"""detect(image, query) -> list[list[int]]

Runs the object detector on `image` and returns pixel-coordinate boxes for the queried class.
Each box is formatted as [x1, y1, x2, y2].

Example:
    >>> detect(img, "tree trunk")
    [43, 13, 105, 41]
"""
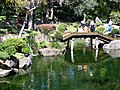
[28, 0, 34, 30]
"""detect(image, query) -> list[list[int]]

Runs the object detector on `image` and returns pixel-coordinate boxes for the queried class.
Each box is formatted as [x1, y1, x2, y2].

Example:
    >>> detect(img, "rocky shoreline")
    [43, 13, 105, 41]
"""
[0, 54, 32, 77]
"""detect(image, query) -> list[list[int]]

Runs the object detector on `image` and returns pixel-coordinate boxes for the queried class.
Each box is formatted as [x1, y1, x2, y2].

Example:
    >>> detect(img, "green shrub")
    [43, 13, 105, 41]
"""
[58, 23, 67, 32]
[24, 29, 32, 33]
[7, 28, 17, 34]
[95, 26, 105, 33]
[22, 47, 30, 54]
[110, 29, 120, 37]
[111, 29, 120, 35]
[0, 16, 6, 21]
[0, 51, 9, 60]
[26, 38, 38, 54]
[2, 38, 28, 55]
[4, 46, 16, 56]
[0, 28, 8, 34]
[0, 44, 3, 51]
[110, 11, 120, 25]
[38, 41, 47, 49]
[54, 30, 63, 41]
[73, 22, 79, 28]
[29, 31, 39, 37]
[51, 42, 62, 49]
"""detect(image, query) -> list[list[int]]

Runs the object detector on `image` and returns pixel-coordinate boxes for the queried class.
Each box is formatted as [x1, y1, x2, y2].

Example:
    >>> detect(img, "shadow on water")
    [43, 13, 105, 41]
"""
[1, 48, 120, 90]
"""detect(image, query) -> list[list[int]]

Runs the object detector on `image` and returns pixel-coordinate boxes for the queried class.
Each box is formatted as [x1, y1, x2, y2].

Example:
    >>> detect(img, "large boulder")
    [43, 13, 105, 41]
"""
[109, 49, 120, 58]
[4, 60, 15, 68]
[109, 40, 120, 50]
[19, 55, 32, 69]
[103, 40, 120, 50]
[39, 48, 60, 57]
[103, 40, 120, 58]
[0, 69, 14, 77]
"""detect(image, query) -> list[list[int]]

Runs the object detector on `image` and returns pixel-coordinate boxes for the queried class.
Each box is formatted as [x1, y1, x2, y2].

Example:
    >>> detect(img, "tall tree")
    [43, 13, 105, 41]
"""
[64, 0, 97, 16]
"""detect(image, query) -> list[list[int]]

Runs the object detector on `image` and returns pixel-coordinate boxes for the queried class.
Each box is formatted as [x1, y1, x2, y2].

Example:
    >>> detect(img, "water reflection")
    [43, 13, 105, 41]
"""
[95, 49, 98, 61]
[1, 49, 120, 90]
[69, 48, 100, 64]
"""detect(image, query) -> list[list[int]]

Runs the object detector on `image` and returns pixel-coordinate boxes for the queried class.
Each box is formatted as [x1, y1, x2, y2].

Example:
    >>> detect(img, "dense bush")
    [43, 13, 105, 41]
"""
[0, 16, 6, 21]
[58, 23, 67, 32]
[0, 51, 9, 60]
[73, 22, 79, 28]
[4, 46, 16, 56]
[38, 41, 47, 49]
[95, 26, 105, 33]
[22, 47, 30, 54]
[110, 11, 120, 25]
[1, 38, 28, 55]
[29, 31, 39, 37]
[54, 30, 63, 41]
[0, 28, 8, 34]
[26, 37, 38, 54]
[110, 29, 120, 37]
[51, 42, 62, 49]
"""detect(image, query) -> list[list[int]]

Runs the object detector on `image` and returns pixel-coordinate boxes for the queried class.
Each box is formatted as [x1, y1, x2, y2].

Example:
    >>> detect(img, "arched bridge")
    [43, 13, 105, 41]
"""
[62, 32, 115, 43]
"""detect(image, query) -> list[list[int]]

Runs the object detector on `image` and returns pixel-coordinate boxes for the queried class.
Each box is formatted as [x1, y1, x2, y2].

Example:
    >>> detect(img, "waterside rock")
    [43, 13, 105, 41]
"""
[103, 40, 120, 58]
[103, 40, 120, 50]
[0, 55, 32, 77]
[0, 69, 14, 77]
[19, 55, 32, 69]
[39, 48, 60, 57]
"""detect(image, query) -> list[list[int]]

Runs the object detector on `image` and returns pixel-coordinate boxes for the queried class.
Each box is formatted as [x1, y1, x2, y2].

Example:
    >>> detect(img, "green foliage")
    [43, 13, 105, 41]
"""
[4, 46, 16, 56]
[26, 37, 38, 54]
[95, 26, 105, 33]
[29, 31, 39, 37]
[0, 51, 9, 60]
[54, 30, 63, 41]
[73, 22, 79, 28]
[0, 28, 8, 34]
[0, 16, 6, 21]
[0, 0, 27, 15]
[110, 11, 120, 25]
[0, 44, 3, 51]
[2, 38, 28, 55]
[64, 0, 97, 16]
[38, 41, 47, 49]
[22, 47, 30, 54]
[67, 24, 77, 32]
[111, 29, 120, 35]
[51, 42, 62, 49]
[24, 29, 32, 33]
[58, 23, 67, 32]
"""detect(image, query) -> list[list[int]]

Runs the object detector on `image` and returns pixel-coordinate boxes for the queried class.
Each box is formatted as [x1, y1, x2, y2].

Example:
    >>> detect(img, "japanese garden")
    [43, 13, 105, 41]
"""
[0, 0, 120, 90]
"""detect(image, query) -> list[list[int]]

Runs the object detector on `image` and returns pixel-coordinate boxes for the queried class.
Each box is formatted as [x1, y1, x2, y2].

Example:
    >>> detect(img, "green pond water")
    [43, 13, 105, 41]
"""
[0, 48, 120, 90]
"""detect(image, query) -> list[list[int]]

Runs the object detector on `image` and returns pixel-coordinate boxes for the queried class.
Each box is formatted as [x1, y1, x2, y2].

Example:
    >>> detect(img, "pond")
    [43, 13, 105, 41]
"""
[0, 48, 120, 90]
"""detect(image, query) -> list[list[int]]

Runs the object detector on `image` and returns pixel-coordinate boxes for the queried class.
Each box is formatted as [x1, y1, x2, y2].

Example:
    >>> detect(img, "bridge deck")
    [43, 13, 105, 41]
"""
[62, 32, 115, 43]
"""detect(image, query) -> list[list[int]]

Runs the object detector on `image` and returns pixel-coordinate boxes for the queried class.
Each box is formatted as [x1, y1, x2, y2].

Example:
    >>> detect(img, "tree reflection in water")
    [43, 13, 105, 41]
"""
[1, 48, 120, 90]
